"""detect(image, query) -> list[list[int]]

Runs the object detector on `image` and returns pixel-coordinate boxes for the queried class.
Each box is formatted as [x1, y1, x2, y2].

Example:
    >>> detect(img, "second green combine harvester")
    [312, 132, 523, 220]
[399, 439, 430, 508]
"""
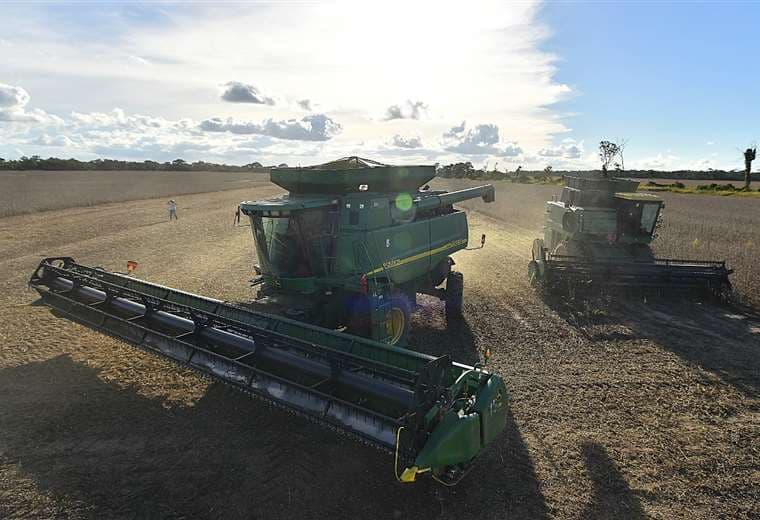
[241, 157, 495, 345]
[529, 174, 733, 298]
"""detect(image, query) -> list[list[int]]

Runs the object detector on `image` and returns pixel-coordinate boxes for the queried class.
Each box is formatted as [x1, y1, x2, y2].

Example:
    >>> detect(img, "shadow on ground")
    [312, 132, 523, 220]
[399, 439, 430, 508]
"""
[549, 296, 760, 397]
[580, 442, 646, 519]
[0, 354, 547, 520]
[411, 314, 480, 366]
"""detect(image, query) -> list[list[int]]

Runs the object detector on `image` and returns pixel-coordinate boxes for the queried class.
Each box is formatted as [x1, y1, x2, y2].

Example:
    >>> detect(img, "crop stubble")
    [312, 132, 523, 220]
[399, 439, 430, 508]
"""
[0, 177, 757, 519]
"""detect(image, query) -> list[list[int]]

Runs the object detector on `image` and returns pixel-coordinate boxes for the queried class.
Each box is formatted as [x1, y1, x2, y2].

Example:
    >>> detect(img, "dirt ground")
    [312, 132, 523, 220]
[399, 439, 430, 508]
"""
[0, 182, 757, 519]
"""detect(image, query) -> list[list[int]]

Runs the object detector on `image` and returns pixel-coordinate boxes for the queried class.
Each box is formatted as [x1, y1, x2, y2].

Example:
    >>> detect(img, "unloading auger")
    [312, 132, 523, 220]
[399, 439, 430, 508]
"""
[29, 257, 507, 485]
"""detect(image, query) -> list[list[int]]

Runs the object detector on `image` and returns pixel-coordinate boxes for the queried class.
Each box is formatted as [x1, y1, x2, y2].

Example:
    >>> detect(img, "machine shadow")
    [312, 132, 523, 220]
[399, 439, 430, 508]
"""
[410, 312, 481, 366]
[0, 354, 547, 520]
[547, 296, 760, 397]
[580, 442, 646, 519]
[234, 296, 482, 366]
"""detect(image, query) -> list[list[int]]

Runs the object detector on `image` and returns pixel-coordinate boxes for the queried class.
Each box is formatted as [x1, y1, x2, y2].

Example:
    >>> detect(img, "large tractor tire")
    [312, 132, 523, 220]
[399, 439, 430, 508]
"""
[386, 294, 411, 346]
[445, 271, 464, 322]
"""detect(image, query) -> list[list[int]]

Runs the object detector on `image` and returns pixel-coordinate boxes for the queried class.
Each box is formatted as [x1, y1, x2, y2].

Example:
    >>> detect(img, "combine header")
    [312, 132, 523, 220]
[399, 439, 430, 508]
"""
[529, 174, 732, 299]
[241, 157, 494, 345]
[30, 257, 507, 485]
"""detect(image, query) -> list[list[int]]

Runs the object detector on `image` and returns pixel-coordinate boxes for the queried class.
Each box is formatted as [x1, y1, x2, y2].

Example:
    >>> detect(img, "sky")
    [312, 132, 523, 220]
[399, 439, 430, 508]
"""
[0, 0, 758, 171]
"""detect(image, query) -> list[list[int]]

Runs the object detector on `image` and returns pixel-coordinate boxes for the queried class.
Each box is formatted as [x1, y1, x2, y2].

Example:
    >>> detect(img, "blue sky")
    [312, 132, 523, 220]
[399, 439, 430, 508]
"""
[541, 0, 760, 169]
[0, 0, 757, 170]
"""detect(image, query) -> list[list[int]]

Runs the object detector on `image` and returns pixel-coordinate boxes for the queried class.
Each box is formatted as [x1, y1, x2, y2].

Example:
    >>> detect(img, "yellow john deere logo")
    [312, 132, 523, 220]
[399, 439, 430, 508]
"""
[367, 239, 467, 276]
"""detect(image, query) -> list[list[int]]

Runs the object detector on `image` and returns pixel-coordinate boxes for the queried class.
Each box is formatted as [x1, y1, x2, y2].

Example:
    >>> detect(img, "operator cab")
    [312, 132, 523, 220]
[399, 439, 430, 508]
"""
[614, 193, 662, 239]
[241, 198, 337, 279]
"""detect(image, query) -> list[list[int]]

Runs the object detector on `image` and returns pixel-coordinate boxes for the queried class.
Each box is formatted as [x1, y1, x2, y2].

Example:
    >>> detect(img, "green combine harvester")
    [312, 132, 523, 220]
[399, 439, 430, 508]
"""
[529, 174, 733, 298]
[241, 157, 495, 345]
[27, 159, 504, 485]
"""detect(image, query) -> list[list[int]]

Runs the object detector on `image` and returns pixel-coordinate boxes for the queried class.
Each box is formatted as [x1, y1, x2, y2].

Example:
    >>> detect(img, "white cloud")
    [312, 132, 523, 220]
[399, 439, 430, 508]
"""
[200, 114, 341, 141]
[442, 121, 522, 156]
[706, 141, 715, 146]
[383, 100, 428, 121]
[389, 134, 423, 149]
[33, 133, 75, 147]
[537, 138, 583, 159]
[0, 82, 54, 123]
[220, 81, 276, 105]
[127, 55, 151, 66]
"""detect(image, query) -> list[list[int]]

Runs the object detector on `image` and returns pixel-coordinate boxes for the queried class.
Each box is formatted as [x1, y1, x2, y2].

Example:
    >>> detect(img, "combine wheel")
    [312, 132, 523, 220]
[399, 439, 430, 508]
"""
[445, 271, 464, 322]
[386, 295, 411, 345]
[528, 260, 542, 288]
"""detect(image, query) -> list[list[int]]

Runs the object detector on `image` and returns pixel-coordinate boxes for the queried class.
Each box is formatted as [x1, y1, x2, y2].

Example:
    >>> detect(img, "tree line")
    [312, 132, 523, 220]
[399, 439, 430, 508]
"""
[0, 154, 750, 182]
[0, 156, 275, 172]
[435, 161, 752, 182]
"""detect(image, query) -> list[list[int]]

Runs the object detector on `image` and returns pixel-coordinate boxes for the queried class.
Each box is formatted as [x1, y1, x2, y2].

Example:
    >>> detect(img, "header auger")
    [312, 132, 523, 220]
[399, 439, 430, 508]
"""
[241, 157, 494, 346]
[29, 257, 507, 485]
[529, 174, 733, 299]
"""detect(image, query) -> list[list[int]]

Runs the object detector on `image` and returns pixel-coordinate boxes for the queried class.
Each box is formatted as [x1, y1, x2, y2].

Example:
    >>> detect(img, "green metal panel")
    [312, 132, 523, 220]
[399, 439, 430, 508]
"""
[262, 275, 318, 294]
[339, 193, 393, 231]
[472, 375, 508, 446]
[413, 409, 482, 469]
[367, 219, 431, 284]
[429, 212, 468, 269]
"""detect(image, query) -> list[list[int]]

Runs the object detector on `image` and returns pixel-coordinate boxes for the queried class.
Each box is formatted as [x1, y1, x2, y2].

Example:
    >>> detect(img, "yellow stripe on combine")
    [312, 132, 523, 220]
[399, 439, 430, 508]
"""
[366, 238, 467, 276]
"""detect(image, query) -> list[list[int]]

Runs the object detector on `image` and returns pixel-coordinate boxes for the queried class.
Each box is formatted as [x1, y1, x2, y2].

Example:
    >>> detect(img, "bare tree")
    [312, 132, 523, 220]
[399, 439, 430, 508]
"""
[541, 165, 553, 182]
[599, 140, 627, 176]
[744, 146, 756, 190]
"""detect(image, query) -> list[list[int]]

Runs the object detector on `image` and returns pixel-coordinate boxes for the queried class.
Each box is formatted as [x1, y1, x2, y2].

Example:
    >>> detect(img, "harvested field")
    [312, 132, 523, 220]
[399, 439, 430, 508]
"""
[0, 181, 758, 519]
[0, 170, 269, 217]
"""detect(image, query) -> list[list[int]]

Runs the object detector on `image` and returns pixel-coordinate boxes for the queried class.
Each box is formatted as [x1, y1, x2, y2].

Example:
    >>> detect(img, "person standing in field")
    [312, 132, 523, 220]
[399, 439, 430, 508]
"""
[167, 199, 178, 220]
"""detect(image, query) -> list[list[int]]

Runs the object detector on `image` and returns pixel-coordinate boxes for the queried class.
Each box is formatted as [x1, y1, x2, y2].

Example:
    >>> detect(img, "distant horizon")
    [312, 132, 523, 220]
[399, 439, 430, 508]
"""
[0, 153, 753, 175]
